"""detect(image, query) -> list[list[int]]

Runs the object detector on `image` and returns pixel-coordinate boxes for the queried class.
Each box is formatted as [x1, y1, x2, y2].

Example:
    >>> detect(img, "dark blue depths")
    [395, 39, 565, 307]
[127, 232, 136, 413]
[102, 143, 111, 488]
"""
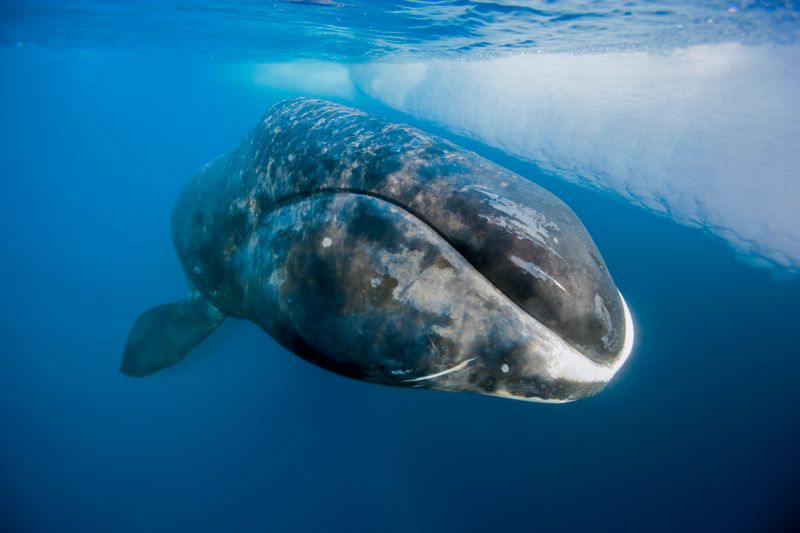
[1, 49, 798, 533]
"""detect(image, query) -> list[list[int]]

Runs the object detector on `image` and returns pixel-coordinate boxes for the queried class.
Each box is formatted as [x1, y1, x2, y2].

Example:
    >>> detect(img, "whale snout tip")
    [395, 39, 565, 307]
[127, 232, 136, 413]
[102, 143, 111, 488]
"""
[614, 290, 635, 375]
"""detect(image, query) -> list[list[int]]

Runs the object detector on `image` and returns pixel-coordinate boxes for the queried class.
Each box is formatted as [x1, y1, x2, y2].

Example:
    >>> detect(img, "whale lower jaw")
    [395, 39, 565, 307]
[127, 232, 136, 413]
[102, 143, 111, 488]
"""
[221, 188, 632, 405]
[488, 292, 635, 404]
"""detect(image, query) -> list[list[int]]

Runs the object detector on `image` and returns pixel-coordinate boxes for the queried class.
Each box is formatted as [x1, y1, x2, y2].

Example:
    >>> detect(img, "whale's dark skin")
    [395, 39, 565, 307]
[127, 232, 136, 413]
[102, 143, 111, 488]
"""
[122, 98, 634, 403]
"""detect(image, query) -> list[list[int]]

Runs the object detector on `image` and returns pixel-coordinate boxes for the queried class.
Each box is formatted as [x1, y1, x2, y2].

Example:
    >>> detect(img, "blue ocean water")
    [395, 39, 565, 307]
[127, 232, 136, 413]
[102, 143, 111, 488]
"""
[1, 2, 799, 532]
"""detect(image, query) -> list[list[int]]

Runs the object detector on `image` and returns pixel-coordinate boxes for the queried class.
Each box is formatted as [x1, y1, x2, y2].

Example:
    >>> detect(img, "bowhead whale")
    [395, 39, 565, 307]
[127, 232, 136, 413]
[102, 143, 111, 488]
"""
[122, 97, 634, 403]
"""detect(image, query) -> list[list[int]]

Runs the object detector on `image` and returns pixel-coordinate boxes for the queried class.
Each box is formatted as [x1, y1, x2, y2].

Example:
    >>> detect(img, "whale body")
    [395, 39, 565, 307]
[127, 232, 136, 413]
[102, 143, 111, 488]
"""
[122, 97, 634, 403]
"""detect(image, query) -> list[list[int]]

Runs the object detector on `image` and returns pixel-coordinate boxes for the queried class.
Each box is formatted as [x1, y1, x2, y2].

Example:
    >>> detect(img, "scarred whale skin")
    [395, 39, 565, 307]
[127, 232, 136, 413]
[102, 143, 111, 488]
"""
[122, 97, 634, 403]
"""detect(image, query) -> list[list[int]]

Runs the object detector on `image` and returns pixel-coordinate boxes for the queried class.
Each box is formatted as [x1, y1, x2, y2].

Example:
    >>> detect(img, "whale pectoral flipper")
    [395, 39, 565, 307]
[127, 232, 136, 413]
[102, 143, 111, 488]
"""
[121, 292, 225, 377]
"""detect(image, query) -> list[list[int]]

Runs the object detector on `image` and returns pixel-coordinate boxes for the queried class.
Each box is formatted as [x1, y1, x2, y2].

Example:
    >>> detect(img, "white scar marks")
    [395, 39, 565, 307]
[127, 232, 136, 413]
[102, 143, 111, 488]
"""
[402, 358, 476, 383]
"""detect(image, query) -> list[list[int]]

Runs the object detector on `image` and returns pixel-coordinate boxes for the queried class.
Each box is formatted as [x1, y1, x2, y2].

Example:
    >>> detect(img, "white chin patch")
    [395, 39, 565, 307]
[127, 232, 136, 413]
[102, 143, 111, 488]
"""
[492, 291, 635, 403]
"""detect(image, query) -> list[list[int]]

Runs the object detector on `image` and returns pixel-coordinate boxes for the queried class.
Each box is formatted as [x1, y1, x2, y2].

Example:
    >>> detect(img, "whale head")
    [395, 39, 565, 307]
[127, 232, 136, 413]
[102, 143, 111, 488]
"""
[223, 184, 634, 403]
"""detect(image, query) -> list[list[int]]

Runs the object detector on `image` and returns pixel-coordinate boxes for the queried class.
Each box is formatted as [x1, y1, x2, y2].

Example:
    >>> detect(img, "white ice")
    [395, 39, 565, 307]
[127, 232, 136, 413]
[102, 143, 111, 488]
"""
[253, 60, 355, 99]
[349, 44, 800, 274]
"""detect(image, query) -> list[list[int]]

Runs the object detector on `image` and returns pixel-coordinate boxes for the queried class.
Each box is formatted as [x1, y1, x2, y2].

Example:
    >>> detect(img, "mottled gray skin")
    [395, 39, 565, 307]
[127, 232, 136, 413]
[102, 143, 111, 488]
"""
[123, 97, 632, 402]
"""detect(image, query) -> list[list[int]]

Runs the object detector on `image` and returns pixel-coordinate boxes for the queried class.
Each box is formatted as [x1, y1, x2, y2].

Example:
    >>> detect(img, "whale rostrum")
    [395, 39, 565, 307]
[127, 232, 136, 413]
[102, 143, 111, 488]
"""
[122, 98, 634, 403]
